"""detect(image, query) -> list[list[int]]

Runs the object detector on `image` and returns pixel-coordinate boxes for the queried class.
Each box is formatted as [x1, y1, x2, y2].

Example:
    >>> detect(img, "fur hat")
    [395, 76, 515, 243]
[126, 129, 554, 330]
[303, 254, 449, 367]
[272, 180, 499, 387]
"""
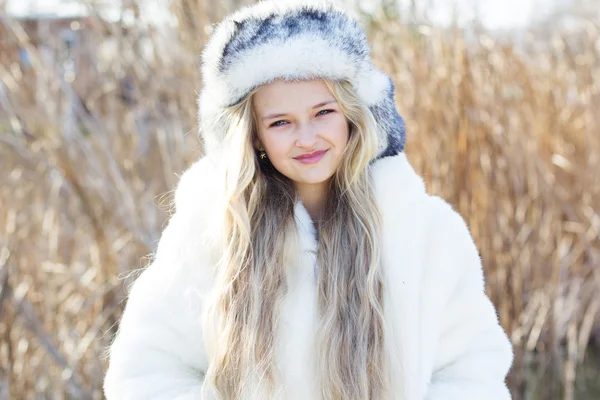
[198, 0, 405, 159]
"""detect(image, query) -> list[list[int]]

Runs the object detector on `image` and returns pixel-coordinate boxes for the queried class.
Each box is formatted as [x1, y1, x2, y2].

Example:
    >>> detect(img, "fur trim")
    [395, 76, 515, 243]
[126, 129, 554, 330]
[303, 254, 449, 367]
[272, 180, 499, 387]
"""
[198, 0, 406, 159]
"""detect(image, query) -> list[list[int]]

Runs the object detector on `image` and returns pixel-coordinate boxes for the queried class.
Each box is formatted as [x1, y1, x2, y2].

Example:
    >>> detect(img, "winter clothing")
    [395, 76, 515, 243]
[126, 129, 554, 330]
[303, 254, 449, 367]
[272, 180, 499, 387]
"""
[104, 153, 513, 399]
[104, 1, 513, 399]
[198, 0, 405, 159]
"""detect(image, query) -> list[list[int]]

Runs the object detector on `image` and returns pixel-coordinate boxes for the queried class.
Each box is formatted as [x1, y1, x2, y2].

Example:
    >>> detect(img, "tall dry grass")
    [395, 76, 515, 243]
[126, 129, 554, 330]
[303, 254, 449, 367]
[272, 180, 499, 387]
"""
[0, 1, 598, 399]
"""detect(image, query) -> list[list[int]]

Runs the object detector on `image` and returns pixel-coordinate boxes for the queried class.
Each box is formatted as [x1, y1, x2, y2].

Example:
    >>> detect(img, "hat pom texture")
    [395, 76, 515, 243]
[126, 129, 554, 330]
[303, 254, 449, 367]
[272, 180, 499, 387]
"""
[198, 0, 405, 159]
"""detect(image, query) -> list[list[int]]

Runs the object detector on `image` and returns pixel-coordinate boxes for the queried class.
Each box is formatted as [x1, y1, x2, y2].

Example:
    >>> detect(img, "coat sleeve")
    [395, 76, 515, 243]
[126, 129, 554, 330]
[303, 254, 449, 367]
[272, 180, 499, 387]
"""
[422, 197, 513, 400]
[103, 161, 216, 400]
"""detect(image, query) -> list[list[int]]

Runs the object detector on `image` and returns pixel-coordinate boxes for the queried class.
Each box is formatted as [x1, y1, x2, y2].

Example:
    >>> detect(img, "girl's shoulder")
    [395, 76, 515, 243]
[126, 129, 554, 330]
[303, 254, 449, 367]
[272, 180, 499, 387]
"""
[173, 154, 224, 217]
[372, 153, 473, 240]
[373, 155, 481, 286]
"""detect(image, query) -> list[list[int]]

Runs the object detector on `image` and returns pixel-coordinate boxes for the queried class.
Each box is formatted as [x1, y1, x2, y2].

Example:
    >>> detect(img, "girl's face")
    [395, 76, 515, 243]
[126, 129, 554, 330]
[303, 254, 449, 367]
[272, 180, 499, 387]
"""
[253, 79, 350, 188]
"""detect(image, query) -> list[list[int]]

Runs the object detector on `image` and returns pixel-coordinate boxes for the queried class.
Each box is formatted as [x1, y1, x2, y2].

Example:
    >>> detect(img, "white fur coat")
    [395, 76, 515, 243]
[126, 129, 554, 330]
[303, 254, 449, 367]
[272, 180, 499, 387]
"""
[103, 153, 513, 399]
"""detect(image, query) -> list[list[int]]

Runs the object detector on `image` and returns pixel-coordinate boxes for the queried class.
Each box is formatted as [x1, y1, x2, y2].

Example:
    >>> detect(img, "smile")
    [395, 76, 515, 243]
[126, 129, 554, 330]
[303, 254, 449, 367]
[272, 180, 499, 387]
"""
[294, 150, 328, 164]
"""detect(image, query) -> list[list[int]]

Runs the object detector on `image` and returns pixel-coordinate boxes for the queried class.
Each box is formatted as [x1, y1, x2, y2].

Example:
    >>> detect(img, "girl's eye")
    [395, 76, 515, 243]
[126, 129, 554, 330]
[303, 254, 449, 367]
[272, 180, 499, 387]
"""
[317, 109, 334, 116]
[269, 110, 334, 127]
[270, 120, 288, 128]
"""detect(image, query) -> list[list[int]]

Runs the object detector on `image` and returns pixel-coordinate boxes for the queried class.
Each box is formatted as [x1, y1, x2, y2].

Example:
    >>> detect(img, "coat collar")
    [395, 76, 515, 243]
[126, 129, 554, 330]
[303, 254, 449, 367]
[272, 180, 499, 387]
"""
[292, 153, 426, 254]
[174, 153, 426, 257]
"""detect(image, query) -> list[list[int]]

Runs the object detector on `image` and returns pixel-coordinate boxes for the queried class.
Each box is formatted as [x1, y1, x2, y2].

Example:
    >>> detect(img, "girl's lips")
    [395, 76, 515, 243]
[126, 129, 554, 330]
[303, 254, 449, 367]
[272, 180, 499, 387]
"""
[294, 150, 328, 164]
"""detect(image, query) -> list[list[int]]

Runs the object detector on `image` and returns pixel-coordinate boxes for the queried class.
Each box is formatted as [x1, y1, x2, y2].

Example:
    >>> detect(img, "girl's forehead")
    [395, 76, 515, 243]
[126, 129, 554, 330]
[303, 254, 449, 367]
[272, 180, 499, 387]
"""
[253, 79, 334, 111]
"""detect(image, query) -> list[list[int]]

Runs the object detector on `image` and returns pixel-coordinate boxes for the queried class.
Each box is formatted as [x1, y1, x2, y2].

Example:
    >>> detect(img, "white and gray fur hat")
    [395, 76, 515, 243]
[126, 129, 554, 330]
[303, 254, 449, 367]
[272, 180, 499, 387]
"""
[198, 0, 405, 160]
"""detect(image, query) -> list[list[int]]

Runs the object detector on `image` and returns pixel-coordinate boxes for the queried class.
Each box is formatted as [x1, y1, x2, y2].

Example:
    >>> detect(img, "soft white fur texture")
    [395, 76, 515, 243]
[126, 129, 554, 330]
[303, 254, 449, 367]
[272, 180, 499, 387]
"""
[103, 153, 514, 399]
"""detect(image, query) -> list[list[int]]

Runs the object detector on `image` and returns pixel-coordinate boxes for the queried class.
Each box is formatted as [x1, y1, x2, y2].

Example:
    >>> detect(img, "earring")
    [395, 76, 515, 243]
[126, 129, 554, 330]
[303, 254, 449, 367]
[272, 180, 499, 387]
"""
[260, 151, 267, 159]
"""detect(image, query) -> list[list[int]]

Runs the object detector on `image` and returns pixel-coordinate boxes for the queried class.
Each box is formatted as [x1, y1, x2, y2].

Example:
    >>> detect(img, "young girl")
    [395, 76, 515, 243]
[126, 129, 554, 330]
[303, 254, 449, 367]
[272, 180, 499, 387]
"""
[103, 1, 513, 399]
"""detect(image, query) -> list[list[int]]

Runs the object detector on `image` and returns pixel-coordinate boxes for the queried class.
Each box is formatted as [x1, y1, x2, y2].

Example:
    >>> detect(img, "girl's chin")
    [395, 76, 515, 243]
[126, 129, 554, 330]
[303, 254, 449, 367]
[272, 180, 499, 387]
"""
[292, 171, 336, 185]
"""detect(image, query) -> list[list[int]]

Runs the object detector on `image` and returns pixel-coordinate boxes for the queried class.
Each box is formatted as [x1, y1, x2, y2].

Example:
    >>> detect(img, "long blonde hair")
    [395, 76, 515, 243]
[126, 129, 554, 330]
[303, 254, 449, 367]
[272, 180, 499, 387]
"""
[202, 79, 389, 399]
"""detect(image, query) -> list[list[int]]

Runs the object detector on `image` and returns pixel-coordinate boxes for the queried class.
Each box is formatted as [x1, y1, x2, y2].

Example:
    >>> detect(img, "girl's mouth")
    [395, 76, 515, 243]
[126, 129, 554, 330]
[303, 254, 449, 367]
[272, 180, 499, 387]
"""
[294, 150, 328, 164]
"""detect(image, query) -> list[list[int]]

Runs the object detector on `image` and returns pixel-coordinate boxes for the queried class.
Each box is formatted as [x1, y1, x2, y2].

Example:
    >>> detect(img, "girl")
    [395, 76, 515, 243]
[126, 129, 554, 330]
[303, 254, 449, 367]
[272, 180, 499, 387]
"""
[104, 1, 513, 399]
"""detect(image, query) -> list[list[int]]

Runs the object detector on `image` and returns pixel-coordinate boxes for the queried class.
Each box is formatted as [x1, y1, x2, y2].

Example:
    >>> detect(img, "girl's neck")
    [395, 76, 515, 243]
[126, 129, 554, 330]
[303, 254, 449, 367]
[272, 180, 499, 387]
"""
[295, 181, 329, 229]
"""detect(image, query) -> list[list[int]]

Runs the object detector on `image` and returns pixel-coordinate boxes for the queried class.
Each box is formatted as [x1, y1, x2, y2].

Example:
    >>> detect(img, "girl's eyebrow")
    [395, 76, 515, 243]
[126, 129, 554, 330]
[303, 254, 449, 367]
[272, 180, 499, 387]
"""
[312, 99, 337, 109]
[261, 99, 338, 121]
[262, 112, 287, 122]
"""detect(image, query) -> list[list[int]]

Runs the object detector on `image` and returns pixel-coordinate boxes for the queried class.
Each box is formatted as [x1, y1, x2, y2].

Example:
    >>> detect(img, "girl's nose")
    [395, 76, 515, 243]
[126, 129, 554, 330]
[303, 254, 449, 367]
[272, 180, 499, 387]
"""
[295, 122, 319, 148]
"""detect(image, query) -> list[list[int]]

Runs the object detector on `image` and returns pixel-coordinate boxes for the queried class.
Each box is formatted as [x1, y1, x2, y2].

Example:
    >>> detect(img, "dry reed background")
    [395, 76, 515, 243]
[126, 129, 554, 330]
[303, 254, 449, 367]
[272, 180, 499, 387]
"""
[0, 0, 598, 399]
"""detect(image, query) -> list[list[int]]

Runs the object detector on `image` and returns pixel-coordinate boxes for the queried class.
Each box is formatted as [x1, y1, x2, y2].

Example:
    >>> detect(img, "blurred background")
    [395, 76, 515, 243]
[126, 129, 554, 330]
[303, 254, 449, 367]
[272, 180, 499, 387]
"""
[0, 0, 598, 398]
